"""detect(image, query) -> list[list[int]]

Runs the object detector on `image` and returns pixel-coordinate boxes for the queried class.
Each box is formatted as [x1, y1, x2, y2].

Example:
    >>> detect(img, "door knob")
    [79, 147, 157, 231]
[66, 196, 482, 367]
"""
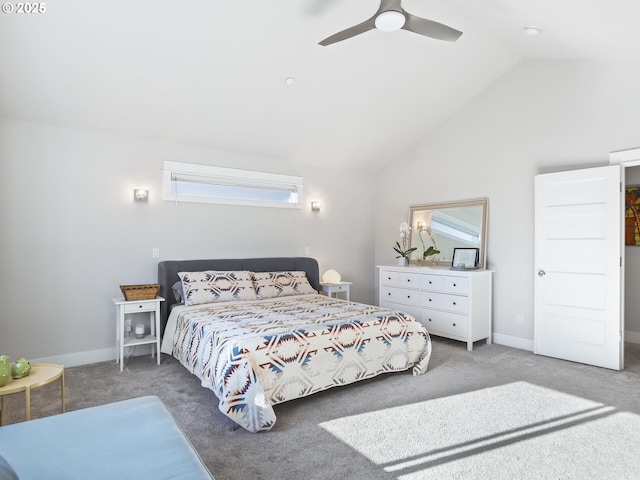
[538, 270, 546, 277]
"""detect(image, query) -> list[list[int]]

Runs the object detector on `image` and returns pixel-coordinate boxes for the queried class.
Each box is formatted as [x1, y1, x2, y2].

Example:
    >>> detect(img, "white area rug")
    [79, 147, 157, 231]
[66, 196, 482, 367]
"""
[320, 381, 640, 479]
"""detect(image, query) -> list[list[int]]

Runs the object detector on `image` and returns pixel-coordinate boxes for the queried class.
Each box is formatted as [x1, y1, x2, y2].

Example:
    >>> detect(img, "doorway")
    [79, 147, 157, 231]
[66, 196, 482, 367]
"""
[624, 165, 640, 347]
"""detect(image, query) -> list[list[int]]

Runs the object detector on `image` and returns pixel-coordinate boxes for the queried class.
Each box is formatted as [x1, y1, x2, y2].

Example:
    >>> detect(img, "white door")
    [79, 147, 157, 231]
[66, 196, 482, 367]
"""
[534, 165, 624, 370]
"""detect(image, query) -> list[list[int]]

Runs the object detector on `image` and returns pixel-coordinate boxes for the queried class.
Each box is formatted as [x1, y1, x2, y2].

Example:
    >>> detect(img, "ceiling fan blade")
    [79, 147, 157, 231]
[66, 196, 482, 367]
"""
[319, 17, 376, 46]
[380, 0, 402, 11]
[402, 13, 462, 42]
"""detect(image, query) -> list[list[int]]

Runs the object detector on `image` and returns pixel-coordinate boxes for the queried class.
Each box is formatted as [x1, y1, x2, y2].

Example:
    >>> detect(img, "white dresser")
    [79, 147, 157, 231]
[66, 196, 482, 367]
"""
[378, 266, 493, 351]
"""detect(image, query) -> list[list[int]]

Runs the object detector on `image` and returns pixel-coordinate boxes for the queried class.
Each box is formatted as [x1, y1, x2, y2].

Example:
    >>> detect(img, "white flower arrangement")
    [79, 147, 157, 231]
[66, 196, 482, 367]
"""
[393, 222, 417, 259]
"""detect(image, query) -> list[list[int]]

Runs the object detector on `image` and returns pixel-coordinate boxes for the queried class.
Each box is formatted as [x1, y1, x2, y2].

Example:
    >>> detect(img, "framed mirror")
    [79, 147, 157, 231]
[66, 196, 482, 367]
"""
[409, 198, 488, 269]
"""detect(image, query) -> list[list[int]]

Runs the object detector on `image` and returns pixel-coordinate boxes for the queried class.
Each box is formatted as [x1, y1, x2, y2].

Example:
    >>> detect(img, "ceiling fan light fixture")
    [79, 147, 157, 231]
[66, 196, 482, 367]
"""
[375, 10, 405, 32]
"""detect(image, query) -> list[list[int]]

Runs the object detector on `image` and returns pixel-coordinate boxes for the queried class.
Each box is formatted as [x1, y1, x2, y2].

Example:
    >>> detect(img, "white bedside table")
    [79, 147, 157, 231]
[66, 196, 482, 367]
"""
[112, 296, 164, 372]
[320, 282, 352, 301]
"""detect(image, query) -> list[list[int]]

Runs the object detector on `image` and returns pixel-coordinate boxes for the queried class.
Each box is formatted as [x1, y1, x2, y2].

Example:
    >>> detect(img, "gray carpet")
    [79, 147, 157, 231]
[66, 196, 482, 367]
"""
[3, 338, 640, 479]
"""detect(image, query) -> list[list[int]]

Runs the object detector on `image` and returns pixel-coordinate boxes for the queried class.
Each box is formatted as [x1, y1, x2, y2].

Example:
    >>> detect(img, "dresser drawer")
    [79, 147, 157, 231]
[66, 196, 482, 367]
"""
[421, 274, 444, 291]
[380, 270, 400, 286]
[331, 284, 348, 292]
[421, 310, 468, 337]
[421, 292, 468, 314]
[400, 272, 422, 288]
[123, 302, 156, 313]
[443, 276, 469, 295]
[380, 301, 422, 321]
[381, 286, 421, 306]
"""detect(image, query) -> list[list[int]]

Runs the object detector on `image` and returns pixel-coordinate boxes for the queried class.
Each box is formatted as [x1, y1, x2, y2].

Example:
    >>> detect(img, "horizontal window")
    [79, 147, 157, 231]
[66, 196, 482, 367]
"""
[163, 161, 303, 208]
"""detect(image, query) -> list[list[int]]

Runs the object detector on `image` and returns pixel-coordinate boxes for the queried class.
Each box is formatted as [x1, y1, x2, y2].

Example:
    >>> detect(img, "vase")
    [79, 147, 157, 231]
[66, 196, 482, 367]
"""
[0, 356, 10, 387]
[11, 357, 31, 379]
[398, 257, 408, 266]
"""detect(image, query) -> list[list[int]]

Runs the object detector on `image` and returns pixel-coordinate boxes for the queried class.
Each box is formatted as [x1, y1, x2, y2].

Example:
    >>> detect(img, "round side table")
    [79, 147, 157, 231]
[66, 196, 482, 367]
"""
[0, 363, 65, 426]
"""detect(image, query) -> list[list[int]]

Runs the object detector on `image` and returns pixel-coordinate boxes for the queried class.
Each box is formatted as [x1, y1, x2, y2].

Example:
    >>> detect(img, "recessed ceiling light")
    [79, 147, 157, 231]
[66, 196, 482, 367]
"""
[285, 77, 295, 85]
[524, 26, 542, 36]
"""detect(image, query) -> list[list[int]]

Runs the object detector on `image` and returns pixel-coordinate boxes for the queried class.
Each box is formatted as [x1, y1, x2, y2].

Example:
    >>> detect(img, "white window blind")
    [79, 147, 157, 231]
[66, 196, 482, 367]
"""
[162, 161, 303, 208]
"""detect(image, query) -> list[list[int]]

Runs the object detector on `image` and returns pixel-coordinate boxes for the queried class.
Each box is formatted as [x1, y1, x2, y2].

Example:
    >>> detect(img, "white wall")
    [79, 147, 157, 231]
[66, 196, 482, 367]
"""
[0, 119, 375, 365]
[374, 59, 640, 347]
[4, 58, 640, 365]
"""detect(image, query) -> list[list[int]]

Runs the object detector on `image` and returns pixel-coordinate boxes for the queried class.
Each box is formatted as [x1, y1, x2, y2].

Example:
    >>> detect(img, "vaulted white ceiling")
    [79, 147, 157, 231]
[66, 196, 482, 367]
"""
[1, 0, 638, 170]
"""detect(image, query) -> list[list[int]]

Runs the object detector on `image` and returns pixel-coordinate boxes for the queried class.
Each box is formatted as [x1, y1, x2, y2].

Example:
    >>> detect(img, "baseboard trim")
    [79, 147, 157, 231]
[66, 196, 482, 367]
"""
[492, 333, 534, 352]
[492, 331, 640, 353]
[31, 345, 154, 368]
[625, 330, 640, 344]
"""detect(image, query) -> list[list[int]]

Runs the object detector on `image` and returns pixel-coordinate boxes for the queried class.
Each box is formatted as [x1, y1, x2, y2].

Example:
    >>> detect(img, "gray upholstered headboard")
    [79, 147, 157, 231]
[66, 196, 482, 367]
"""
[157, 257, 320, 334]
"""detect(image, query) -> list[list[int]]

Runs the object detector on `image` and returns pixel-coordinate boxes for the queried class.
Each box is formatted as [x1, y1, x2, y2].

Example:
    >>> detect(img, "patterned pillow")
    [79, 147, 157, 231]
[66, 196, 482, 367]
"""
[252, 271, 317, 299]
[178, 271, 257, 306]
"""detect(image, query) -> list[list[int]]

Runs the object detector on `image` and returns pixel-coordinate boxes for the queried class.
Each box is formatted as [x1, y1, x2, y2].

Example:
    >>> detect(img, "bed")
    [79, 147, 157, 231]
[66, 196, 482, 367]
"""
[158, 257, 431, 433]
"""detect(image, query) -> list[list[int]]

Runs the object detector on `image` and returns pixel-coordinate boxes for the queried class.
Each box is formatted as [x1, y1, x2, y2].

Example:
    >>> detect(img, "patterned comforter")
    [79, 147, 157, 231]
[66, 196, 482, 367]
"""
[161, 294, 431, 432]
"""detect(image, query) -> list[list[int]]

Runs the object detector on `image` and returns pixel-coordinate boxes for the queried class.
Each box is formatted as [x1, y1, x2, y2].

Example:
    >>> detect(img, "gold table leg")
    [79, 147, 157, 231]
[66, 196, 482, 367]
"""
[25, 386, 31, 421]
[61, 369, 65, 413]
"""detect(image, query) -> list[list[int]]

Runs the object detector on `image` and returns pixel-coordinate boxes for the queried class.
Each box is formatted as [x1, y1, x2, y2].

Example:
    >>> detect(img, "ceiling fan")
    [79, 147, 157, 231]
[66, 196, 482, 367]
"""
[319, 0, 462, 46]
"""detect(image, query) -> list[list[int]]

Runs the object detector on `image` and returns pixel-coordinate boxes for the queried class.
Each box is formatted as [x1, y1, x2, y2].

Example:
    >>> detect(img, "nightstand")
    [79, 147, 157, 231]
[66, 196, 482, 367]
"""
[112, 296, 164, 372]
[320, 282, 352, 301]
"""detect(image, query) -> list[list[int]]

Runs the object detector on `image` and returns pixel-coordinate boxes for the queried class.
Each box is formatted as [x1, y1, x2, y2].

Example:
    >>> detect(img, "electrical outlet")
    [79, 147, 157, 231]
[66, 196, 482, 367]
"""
[516, 314, 524, 325]
[304, 246, 310, 256]
[152, 248, 160, 259]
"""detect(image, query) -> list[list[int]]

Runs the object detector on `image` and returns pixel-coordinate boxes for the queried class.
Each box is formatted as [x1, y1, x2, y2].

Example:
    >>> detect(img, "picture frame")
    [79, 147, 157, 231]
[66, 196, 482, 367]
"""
[625, 186, 640, 245]
[451, 248, 480, 269]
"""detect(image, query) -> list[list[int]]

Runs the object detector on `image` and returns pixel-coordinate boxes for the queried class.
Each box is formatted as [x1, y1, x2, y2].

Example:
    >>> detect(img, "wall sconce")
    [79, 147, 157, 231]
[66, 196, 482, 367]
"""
[417, 221, 424, 230]
[311, 201, 322, 212]
[134, 189, 149, 202]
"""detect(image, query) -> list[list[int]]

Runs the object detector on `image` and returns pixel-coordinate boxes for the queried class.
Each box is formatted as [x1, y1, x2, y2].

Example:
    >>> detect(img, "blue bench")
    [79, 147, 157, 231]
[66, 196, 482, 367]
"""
[0, 396, 214, 479]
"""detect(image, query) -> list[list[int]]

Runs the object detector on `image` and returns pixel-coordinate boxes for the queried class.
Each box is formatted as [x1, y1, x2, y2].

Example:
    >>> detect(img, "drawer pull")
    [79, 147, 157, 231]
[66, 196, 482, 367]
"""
[407, 279, 411, 282]
[428, 318, 432, 322]
[453, 323, 456, 327]
[428, 298, 432, 302]
[139, 305, 143, 309]
[388, 292, 391, 296]
[387, 277, 391, 280]
[407, 295, 411, 299]
[453, 283, 457, 287]
[453, 302, 456, 306]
